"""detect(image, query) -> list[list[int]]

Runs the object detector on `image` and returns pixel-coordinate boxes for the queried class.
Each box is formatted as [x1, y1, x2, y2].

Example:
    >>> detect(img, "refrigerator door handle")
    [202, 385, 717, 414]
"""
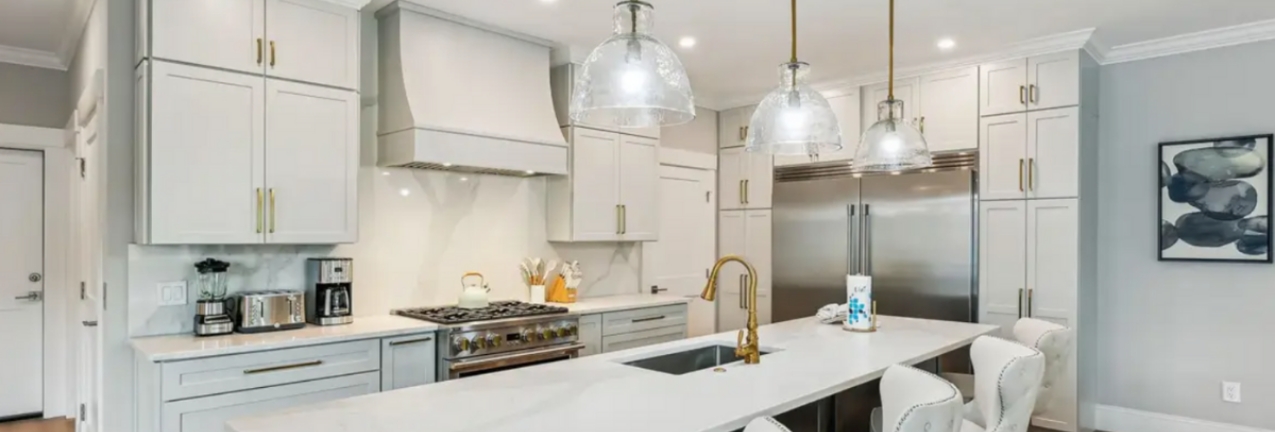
[848, 204, 858, 275]
[863, 204, 872, 276]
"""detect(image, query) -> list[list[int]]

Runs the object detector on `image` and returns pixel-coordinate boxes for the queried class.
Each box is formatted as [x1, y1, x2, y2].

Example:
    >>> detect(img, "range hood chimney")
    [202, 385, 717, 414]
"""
[376, 2, 568, 176]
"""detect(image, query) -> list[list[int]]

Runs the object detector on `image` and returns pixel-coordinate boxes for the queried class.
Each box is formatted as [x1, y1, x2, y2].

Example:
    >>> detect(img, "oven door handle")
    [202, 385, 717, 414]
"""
[448, 343, 586, 373]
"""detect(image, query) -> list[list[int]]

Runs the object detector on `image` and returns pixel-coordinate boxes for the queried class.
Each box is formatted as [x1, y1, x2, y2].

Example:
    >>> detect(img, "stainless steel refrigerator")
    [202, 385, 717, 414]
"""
[772, 169, 977, 325]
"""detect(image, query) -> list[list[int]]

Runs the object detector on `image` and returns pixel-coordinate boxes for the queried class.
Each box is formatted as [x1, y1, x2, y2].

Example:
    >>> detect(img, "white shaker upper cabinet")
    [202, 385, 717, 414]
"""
[618, 135, 659, 241]
[862, 78, 920, 131]
[979, 59, 1029, 117]
[150, 0, 265, 75]
[718, 106, 755, 149]
[1027, 107, 1080, 199]
[264, 0, 359, 89]
[1027, 51, 1080, 112]
[979, 114, 1028, 201]
[774, 91, 861, 166]
[264, 79, 359, 244]
[146, 61, 266, 244]
[561, 128, 621, 241]
[978, 200, 1027, 336]
[919, 67, 979, 153]
[719, 147, 745, 210]
[745, 151, 774, 209]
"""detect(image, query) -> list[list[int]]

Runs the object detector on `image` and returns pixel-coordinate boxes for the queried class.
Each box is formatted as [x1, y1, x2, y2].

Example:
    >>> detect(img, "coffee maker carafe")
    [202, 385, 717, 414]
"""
[305, 258, 354, 325]
[193, 258, 234, 336]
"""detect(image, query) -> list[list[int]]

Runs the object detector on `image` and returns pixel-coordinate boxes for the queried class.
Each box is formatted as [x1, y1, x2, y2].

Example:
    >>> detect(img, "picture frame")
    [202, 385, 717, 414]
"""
[1158, 134, 1273, 263]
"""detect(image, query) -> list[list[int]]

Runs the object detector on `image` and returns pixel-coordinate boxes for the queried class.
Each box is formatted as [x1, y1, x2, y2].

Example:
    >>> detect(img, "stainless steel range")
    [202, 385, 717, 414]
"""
[394, 301, 582, 381]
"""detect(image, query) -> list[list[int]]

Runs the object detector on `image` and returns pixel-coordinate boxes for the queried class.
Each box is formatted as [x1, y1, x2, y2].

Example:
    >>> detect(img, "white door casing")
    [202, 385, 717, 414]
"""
[0, 148, 44, 419]
[264, 80, 358, 244]
[642, 165, 716, 336]
[74, 96, 105, 432]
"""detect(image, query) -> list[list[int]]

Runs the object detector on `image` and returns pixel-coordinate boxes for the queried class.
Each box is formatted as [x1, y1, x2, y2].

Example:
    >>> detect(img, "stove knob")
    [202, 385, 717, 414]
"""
[452, 336, 470, 352]
[472, 335, 487, 350]
[521, 329, 537, 342]
[566, 324, 579, 336]
[541, 328, 554, 340]
[486, 333, 502, 347]
[555, 327, 567, 338]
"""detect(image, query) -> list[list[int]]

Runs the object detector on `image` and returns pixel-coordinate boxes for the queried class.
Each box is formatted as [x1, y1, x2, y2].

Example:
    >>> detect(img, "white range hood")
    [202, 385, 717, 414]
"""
[376, 2, 568, 176]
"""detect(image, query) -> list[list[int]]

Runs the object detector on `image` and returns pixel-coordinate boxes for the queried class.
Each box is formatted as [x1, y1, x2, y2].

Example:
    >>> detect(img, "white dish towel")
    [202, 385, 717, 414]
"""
[816, 303, 849, 324]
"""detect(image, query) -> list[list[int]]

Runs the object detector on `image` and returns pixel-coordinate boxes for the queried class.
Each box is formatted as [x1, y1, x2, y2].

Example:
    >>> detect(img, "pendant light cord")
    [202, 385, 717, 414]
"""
[790, 0, 798, 64]
[630, 1, 639, 35]
[888, 0, 895, 100]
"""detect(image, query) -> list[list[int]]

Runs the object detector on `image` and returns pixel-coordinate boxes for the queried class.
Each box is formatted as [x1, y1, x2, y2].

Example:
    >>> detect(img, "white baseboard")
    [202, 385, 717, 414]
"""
[1095, 405, 1272, 432]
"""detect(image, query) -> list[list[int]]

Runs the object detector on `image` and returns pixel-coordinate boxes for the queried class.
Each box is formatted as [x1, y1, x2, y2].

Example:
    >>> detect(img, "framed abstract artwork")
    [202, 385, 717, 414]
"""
[1159, 134, 1273, 263]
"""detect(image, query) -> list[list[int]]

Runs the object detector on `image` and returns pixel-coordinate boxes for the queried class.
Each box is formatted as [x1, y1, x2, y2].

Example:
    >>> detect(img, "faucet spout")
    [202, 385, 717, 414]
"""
[702, 255, 761, 364]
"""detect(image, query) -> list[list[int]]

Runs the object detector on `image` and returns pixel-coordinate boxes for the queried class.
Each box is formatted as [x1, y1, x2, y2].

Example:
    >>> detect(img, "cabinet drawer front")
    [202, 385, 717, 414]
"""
[380, 333, 437, 391]
[601, 326, 687, 353]
[161, 340, 379, 401]
[162, 371, 378, 432]
[601, 304, 688, 336]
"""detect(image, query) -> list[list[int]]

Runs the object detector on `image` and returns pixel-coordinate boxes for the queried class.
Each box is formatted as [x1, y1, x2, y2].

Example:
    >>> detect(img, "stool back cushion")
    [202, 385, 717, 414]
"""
[971, 336, 1045, 432]
[1013, 318, 1073, 415]
[881, 365, 964, 432]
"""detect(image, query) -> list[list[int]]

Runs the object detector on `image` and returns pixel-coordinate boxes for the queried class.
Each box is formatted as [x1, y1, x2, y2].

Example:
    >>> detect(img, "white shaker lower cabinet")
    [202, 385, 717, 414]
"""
[717, 209, 772, 332]
[577, 314, 603, 356]
[380, 333, 438, 391]
[160, 372, 379, 432]
[978, 200, 1028, 335]
[717, 291, 772, 333]
[978, 198, 1079, 332]
[601, 326, 686, 353]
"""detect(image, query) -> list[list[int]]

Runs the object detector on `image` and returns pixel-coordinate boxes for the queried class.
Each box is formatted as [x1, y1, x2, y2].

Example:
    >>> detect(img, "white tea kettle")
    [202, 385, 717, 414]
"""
[458, 272, 490, 309]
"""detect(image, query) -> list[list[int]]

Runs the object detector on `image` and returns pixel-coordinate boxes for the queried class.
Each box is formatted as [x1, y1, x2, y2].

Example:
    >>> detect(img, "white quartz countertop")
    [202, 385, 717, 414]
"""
[130, 316, 439, 362]
[227, 316, 997, 432]
[554, 293, 691, 314]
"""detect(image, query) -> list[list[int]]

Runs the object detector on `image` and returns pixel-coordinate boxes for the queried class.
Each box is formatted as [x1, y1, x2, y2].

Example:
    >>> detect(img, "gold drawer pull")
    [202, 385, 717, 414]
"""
[389, 337, 434, 346]
[243, 360, 323, 375]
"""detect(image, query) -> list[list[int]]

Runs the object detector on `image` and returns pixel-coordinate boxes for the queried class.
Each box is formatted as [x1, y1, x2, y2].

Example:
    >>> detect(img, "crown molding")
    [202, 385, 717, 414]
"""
[1101, 18, 1275, 65]
[714, 28, 1097, 110]
[319, 0, 373, 9]
[56, 0, 97, 70]
[0, 45, 65, 70]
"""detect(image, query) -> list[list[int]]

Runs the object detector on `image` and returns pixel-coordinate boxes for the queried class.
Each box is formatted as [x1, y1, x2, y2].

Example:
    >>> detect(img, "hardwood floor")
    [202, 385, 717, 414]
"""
[0, 418, 72, 432]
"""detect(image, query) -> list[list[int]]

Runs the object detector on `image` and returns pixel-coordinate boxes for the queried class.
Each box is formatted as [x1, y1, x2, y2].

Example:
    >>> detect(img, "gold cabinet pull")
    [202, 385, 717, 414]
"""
[620, 205, 627, 234]
[743, 179, 750, 205]
[244, 360, 323, 375]
[269, 188, 277, 233]
[1019, 85, 1027, 104]
[1018, 159, 1024, 192]
[269, 41, 276, 67]
[256, 188, 264, 233]
[616, 205, 622, 234]
[1027, 288, 1034, 317]
[256, 38, 263, 65]
[1018, 288, 1024, 318]
[739, 180, 745, 205]
[1030, 84, 1038, 104]
[1028, 158, 1035, 191]
[919, 116, 926, 134]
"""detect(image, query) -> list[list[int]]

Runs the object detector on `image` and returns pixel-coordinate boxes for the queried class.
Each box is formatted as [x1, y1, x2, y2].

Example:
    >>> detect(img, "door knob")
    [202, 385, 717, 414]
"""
[650, 285, 668, 294]
[14, 291, 43, 302]
[82, 320, 98, 327]
[29, 272, 42, 282]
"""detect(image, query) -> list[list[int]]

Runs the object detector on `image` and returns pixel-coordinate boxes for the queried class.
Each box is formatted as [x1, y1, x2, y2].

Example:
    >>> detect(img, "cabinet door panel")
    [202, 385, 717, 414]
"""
[571, 129, 621, 240]
[862, 78, 919, 131]
[381, 334, 437, 391]
[1027, 108, 1079, 199]
[601, 326, 686, 353]
[577, 314, 602, 356]
[718, 291, 770, 332]
[719, 148, 745, 210]
[161, 372, 378, 432]
[920, 67, 979, 152]
[264, 80, 358, 244]
[619, 135, 659, 240]
[979, 114, 1028, 201]
[745, 210, 772, 294]
[717, 211, 747, 295]
[718, 106, 754, 149]
[980, 59, 1028, 116]
[265, 0, 358, 89]
[151, 0, 264, 74]
[1028, 52, 1079, 111]
[149, 61, 265, 244]
[745, 152, 774, 209]
[978, 201, 1026, 337]
[1026, 199, 1076, 323]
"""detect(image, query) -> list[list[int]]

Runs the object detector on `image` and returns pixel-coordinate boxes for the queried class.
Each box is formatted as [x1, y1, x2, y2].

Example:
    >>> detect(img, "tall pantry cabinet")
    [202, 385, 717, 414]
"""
[976, 50, 1099, 432]
[716, 105, 773, 332]
[135, 0, 365, 245]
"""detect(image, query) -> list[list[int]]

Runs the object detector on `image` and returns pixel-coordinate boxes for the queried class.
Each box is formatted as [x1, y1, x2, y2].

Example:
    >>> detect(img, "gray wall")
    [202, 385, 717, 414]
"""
[0, 63, 70, 128]
[661, 106, 718, 154]
[1098, 40, 1275, 429]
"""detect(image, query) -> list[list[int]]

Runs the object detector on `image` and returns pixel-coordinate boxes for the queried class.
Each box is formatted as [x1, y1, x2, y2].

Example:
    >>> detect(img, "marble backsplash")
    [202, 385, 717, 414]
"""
[128, 169, 643, 337]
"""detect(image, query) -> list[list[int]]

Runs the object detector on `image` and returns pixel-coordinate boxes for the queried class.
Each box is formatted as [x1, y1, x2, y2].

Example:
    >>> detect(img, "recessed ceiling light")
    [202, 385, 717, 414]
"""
[539, 0, 556, 3]
[937, 38, 956, 51]
[678, 37, 696, 49]
[399, 188, 411, 197]
[524, 170, 536, 175]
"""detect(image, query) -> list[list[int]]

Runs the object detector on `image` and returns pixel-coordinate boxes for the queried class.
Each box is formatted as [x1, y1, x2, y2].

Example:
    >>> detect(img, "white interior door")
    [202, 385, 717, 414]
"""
[0, 148, 44, 419]
[642, 165, 716, 336]
[75, 112, 103, 432]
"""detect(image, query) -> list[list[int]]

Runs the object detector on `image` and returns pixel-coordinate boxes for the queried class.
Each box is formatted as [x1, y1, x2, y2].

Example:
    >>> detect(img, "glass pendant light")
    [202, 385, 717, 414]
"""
[570, 1, 695, 128]
[854, 0, 932, 172]
[746, 0, 841, 156]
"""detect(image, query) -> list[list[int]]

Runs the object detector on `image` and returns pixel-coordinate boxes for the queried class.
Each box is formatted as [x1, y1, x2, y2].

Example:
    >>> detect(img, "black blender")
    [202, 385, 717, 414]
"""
[193, 258, 234, 336]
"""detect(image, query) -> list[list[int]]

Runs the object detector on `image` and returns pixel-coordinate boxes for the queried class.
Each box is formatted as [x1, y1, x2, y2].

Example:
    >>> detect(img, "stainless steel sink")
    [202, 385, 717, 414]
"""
[621, 345, 771, 375]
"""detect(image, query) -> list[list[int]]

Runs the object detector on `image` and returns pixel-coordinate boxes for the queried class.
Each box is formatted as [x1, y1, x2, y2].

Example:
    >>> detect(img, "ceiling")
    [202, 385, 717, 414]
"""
[379, 0, 1275, 108]
[0, 0, 89, 70]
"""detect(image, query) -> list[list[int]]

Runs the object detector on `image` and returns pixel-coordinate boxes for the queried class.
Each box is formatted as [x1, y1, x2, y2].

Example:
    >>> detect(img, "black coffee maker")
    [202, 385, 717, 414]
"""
[305, 258, 353, 325]
[193, 258, 234, 336]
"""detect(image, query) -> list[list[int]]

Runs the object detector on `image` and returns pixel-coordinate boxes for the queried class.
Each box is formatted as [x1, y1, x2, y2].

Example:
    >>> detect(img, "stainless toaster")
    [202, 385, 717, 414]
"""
[232, 291, 307, 333]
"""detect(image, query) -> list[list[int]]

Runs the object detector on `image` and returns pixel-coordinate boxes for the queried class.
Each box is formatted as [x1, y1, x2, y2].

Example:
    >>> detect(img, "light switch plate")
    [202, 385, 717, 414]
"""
[158, 281, 188, 306]
[1222, 381, 1241, 403]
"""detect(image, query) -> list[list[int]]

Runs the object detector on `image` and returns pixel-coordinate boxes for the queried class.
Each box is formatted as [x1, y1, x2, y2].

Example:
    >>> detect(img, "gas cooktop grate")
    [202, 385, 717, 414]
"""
[394, 301, 569, 324]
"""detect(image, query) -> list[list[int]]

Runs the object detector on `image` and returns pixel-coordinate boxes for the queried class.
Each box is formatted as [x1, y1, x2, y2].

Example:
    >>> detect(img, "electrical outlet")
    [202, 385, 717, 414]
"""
[158, 281, 188, 306]
[1222, 381, 1242, 403]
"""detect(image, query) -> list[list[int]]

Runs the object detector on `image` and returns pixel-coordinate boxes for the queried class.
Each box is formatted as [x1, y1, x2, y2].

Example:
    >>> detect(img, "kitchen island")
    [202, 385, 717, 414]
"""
[226, 316, 997, 432]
